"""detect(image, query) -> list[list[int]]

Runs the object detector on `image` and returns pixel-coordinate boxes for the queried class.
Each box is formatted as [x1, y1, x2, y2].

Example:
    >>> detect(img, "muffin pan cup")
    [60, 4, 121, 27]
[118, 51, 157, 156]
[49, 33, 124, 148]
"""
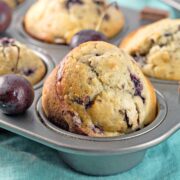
[10, 0, 129, 49]
[29, 46, 55, 90]
[0, 1, 179, 176]
[0, 85, 178, 175]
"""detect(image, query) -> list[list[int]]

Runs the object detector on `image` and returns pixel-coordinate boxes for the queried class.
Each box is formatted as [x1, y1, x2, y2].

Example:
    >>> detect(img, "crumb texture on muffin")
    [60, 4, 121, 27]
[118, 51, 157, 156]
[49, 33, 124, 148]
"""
[42, 41, 157, 137]
[24, 0, 124, 44]
[120, 19, 180, 80]
[0, 38, 46, 85]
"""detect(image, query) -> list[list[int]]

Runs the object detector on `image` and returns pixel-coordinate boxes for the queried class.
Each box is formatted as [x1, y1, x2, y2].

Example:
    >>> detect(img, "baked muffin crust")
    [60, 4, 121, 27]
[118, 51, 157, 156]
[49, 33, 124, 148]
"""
[0, 38, 46, 85]
[24, 0, 124, 44]
[42, 41, 157, 137]
[120, 19, 180, 80]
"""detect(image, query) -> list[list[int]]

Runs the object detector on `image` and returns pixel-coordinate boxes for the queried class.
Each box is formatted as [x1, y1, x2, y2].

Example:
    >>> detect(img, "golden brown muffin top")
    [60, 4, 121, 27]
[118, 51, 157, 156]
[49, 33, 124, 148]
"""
[50, 42, 156, 136]
[0, 38, 46, 85]
[24, 0, 124, 44]
[120, 19, 180, 80]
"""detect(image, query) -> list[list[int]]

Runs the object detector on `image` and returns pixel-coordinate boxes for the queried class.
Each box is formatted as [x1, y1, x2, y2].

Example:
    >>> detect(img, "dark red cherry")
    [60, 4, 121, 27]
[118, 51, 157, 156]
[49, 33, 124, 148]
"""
[0, 74, 34, 115]
[70, 29, 107, 48]
[0, 2, 12, 33]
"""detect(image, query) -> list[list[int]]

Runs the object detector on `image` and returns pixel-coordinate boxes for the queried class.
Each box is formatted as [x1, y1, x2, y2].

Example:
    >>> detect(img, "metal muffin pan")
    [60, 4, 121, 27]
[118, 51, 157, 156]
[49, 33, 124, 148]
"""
[29, 46, 55, 90]
[0, 0, 179, 176]
[11, 0, 129, 49]
[13, 5, 129, 48]
[37, 91, 167, 142]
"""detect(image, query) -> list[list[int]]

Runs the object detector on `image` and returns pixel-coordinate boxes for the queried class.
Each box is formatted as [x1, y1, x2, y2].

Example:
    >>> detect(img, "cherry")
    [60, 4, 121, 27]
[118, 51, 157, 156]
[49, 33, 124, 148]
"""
[0, 74, 34, 115]
[70, 29, 107, 48]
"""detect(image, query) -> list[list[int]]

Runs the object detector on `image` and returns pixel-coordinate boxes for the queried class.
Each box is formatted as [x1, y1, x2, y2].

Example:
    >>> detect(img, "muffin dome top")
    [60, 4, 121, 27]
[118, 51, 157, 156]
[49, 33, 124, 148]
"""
[42, 41, 157, 137]
[0, 38, 46, 85]
[120, 19, 180, 80]
[24, 0, 124, 44]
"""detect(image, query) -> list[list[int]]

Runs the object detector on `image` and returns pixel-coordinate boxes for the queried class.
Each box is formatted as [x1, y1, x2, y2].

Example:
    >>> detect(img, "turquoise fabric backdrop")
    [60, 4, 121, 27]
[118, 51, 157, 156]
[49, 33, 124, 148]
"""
[0, 1, 180, 179]
[0, 130, 180, 180]
[114, 0, 179, 18]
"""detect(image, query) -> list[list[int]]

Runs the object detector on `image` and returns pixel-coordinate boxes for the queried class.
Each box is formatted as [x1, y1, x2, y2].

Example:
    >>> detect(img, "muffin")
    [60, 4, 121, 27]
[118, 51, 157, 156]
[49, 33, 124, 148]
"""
[42, 41, 157, 137]
[24, 0, 124, 44]
[0, 37, 46, 85]
[120, 19, 180, 81]
[1, 0, 24, 8]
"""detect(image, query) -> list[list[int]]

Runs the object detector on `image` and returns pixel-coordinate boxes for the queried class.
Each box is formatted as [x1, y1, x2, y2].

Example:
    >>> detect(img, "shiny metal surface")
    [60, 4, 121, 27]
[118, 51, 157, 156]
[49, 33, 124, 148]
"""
[37, 91, 167, 146]
[60, 150, 146, 175]
[30, 46, 55, 90]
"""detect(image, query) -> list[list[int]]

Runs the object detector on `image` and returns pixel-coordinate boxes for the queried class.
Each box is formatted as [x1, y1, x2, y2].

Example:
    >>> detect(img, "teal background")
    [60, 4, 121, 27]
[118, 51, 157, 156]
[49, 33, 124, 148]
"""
[0, 1, 180, 180]
[114, 0, 180, 18]
[1, 130, 180, 180]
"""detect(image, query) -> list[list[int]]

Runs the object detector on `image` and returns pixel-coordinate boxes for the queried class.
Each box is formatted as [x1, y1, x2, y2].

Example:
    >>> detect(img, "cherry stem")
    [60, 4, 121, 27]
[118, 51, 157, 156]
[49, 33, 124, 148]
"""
[95, 2, 118, 31]
[12, 44, 20, 74]
[14, 46, 20, 73]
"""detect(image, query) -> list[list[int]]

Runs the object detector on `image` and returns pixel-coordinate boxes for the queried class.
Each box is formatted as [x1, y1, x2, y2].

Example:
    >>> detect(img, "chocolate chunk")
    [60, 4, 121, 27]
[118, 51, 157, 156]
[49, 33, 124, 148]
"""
[118, 109, 124, 115]
[140, 7, 169, 21]
[120, 110, 133, 128]
[23, 68, 35, 76]
[130, 73, 143, 96]
[103, 14, 110, 21]
[135, 128, 141, 131]
[130, 73, 145, 103]
[73, 96, 89, 105]
[135, 105, 140, 125]
[164, 32, 172, 37]
[150, 38, 155, 44]
[85, 99, 94, 109]
[73, 96, 94, 109]
[93, 0, 105, 6]
[141, 96, 145, 104]
[89, 64, 99, 76]
[159, 43, 166, 48]
[95, 53, 101, 56]
[65, 0, 84, 9]
[87, 77, 93, 84]
[88, 77, 92, 81]
[124, 110, 132, 128]
[73, 97, 84, 105]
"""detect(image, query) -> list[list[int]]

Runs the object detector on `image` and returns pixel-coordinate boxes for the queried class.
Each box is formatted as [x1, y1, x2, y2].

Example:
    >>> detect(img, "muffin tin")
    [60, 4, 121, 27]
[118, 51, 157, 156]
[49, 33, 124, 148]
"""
[0, 0, 180, 176]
